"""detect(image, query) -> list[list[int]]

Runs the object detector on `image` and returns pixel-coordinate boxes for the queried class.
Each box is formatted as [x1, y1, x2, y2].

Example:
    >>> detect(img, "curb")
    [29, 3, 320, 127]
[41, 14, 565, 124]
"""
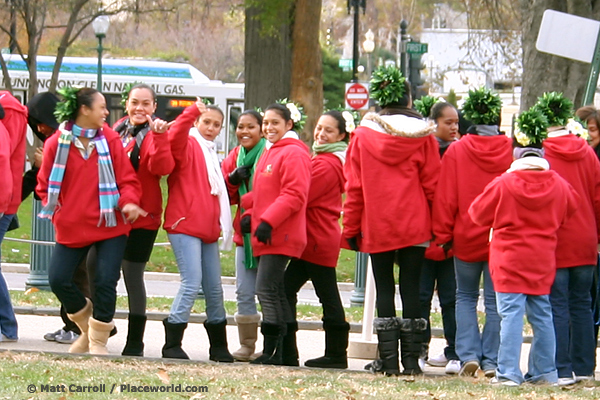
[3, 263, 355, 292]
[12, 306, 536, 343]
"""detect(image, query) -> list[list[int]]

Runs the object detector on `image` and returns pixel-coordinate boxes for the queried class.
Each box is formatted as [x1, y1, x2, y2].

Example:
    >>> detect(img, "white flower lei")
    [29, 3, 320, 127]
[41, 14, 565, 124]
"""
[286, 103, 302, 124]
[514, 128, 531, 146]
[342, 111, 356, 133]
[566, 118, 589, 141]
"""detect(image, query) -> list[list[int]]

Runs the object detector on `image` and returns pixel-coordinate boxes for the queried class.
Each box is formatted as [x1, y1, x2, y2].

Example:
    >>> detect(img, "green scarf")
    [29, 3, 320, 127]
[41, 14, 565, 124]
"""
[312, 141, 348, 154]
[237, 138, 266, 269]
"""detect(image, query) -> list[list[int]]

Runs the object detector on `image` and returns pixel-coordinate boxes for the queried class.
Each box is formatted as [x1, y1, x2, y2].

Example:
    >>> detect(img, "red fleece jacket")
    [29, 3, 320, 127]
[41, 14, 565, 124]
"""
[0, 91, 28, 214]
[543, 135, 600, 268]
[469, 169, 579, 295]
[113, 117, 174, 231]
[301, 153, 345, 268]
[342, 125, 440, 253]
[246, 138, 311, 258]
[222, 145, 244, 246]
[161, 105, 221, 243]
[432, 134, 512, 262]
[0, 122, 12, 214]
[36, 126, 142, 247]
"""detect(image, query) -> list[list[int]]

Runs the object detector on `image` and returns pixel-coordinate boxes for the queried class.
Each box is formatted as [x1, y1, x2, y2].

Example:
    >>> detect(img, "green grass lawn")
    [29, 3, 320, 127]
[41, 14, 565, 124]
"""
[2, 179, 356, 281]
[0, 353, 596, 399]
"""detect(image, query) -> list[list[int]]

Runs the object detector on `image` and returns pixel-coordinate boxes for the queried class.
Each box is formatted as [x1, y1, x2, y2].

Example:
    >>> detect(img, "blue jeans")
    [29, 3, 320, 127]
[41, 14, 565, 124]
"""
[419, 257, 457, 360]
[235, 246, 258, 316]
[550, 265, 596, 378]
[0, 214, 18, 339]
[496, 292, 557, 385]
[49, 235, 127, 323]
[454, 257, 500, 371]
[168, 234, 226, 324]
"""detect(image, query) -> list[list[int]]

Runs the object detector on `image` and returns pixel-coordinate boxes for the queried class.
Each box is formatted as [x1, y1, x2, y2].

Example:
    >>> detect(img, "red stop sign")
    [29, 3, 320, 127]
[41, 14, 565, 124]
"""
[345, 83, 369, 110]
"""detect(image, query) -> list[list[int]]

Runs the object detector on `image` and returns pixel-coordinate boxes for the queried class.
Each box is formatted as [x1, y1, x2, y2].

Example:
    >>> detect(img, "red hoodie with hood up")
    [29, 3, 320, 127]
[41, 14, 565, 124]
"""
[0, 91, 28, 215]
[343, 113, 440, 254]
[543, 134, 600, 268]
[432, 133, 512, 262]
[469, 169, 579, 295]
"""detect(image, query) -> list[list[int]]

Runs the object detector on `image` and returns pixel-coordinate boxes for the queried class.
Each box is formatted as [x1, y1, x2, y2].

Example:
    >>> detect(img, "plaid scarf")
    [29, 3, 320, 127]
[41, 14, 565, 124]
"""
[38, 121, 121, 227]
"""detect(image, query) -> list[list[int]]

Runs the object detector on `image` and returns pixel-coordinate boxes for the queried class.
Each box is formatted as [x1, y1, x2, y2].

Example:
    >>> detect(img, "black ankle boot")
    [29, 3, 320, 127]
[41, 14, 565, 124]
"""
[281, 321, 299, 366]
[305, 321, 349, 369]
[122, 314, 147, 357]
[400, 318, 427, 375]
[250, 322, 282, 365]
[204, 320, 234, 363]
[364, 317, 401, 376]
[161, 318, 189, 359]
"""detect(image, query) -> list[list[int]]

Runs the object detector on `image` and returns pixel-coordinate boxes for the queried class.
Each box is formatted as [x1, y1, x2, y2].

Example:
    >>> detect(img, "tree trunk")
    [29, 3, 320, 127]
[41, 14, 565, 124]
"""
[244, 3, 292, 111]
[290, 0, 323, 143]
[520, 0, 600, 110]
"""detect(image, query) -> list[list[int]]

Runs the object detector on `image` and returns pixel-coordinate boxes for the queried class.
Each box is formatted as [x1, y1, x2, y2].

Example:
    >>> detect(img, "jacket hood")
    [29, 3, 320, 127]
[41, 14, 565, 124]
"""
[543, 134, 590, 162]
[357, 114, 434, 166]
[505, 170, 565, 210]
[461, 134, 512, 173]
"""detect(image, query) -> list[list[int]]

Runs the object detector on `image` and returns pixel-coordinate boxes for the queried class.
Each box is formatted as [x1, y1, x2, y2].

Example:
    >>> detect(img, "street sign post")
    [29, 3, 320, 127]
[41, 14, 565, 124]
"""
[406, 42, 428, 55]
[345, 82, 369, 110]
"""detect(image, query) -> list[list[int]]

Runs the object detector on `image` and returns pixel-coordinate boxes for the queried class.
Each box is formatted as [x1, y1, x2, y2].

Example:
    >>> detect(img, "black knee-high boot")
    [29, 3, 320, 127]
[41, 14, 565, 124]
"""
[399, 318, 427, 375]
[122, 314, 147, 356]
[281, 321, 299, 366]
[364, 317, 401, 376]
[250, 322, 283, 365]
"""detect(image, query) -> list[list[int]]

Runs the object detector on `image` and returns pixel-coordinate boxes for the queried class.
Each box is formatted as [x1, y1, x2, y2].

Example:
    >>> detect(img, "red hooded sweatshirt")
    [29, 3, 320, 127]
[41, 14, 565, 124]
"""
[469, 169, 579, 295]
[161, 105, 221, 243]
[112, 116, 174, 231]
[0, 122, 12, 214]
[245, 136, 311, 258]
[543, 134, 600, 268]
[0, 91, 28, 215]
[301, 152, 345, 267]
[36, 126, 142, 247]
[432, 134, 512, 262]
[342, 113, 440, 253]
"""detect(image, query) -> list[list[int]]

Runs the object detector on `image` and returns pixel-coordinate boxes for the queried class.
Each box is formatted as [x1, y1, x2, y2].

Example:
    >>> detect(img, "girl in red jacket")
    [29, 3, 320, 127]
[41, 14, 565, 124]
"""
[282, 110, 351, 368]
[36, 86, 144, 355]
[418, 101, 461, 375]
[241, 102, 311, 365]
[469, 108, 579, 386]
[536, 92, 600, 384]
[110, 83, 175, 356]
[343, 66, 440, 375]
[160, 100, 234, 363]
[221, 110, 266, 361]
[432, 87, 510, 377]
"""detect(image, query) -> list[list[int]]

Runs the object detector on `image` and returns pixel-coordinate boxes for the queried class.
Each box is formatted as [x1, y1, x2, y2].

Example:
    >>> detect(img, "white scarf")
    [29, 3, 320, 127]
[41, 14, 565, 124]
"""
[333, 149, 347, 165]
[265, 130, 299, 150]
[189, 127, 233, 251]
[547, 128, 570, 138]
[506, 157, 550, 173]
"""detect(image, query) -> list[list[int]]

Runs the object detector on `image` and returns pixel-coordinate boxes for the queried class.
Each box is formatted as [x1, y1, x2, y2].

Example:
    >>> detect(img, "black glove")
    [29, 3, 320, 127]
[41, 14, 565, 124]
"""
[240, 215, 252, 234]
[228, 165, 252, 186]
[254, 221, 273, 245]
[346, 237, 359, 251]
[440, 240, 453, 258]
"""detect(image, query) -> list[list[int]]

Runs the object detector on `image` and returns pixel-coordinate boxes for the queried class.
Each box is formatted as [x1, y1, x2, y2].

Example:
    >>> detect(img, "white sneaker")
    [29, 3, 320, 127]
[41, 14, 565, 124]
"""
[490, 377, 520, 387]
[557, 373, 576, 386]
[426, 352, 448, 367]
[418, 358, 426, 371]
[574, 375, 594, 383]
[445, 359, 461, 375]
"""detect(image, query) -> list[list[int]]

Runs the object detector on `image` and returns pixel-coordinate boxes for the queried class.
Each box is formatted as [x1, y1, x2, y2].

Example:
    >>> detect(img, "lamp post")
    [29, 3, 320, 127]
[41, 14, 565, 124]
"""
[362, 29, 375, 79]
[348, 0, 367, 83]
[92, 15, 110, 92]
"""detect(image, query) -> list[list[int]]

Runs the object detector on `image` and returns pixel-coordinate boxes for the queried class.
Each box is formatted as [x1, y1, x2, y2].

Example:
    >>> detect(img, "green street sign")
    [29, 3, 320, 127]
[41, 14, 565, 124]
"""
[338, 59, 353, 69]
[406, 42, 428, 54]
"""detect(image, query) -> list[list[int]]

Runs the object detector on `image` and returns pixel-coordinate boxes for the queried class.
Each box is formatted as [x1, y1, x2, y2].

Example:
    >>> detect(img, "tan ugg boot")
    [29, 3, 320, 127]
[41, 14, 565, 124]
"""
[232, 313, 261, 361]
[66, 298, 93, 354]
[88, 317, 115, 355]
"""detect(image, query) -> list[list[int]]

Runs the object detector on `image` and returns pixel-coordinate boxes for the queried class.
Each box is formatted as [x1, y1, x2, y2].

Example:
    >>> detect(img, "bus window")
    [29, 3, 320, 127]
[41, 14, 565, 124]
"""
[227, 103, 243, 156]
[105, 94, 124, 127]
